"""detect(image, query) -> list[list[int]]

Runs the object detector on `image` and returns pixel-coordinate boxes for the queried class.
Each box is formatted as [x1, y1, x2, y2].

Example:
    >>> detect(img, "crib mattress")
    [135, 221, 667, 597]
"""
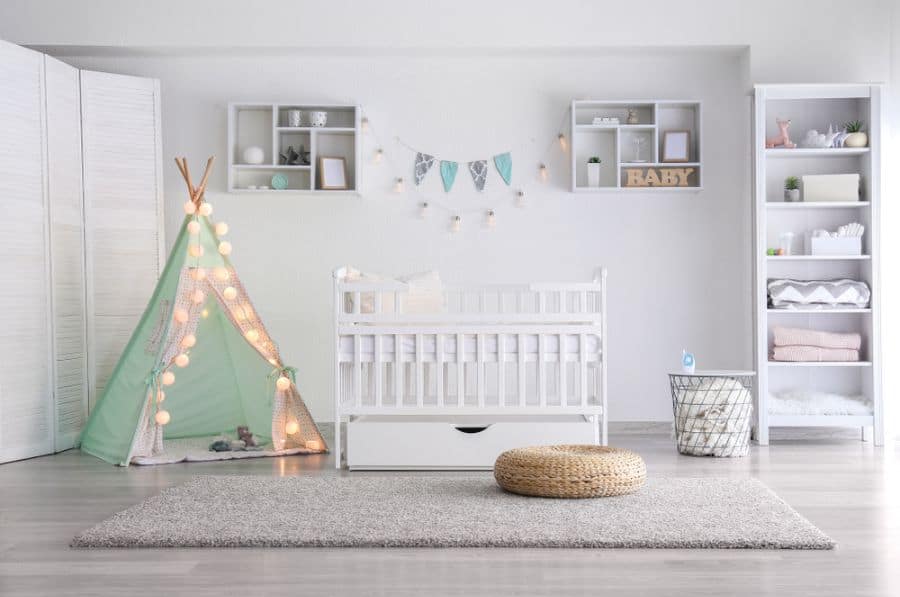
[339, 334, 600, 358]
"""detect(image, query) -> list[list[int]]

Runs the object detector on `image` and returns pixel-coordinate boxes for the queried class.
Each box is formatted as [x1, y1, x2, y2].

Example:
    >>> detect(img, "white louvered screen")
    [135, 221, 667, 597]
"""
[0, 41, 55, 463]
[45, 56, 88, 451]
[81, 71, 163, 409]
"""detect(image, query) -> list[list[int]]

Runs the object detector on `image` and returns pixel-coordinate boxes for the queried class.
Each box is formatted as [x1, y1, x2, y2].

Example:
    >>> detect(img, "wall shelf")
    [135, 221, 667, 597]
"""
[227, 103, 360, 193]
[570, 100, 702, 192]
[752, 83, 882, 446]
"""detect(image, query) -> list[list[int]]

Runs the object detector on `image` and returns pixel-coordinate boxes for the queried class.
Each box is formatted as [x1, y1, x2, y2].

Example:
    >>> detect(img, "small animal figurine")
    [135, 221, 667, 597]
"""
[626, 108, 639, 125]
[765, 118, 796, 149]
[237, 425, 257, 447]
[682, 350, 696, 374]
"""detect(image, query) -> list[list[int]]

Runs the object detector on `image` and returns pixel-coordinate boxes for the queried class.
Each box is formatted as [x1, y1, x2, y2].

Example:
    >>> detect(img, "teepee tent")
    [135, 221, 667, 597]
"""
[80, 157, 326, 465]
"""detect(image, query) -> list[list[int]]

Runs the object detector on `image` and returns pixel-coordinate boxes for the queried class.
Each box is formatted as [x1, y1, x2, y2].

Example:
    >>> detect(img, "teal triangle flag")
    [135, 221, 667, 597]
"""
[440, 161, 458, 192]
[493, 152, 512, 185]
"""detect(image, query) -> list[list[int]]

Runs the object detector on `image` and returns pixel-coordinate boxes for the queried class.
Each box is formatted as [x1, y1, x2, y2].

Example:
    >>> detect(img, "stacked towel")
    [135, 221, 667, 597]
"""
[771, 326, 861, 362]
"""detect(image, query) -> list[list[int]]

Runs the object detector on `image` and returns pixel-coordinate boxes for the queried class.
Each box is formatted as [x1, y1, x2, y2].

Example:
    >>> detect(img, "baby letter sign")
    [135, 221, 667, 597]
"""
[624, 167, 695, 187]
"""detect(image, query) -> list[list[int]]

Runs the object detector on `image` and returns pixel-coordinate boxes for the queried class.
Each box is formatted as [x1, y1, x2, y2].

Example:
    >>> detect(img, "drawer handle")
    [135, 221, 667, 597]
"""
[454, 425, 490, 434]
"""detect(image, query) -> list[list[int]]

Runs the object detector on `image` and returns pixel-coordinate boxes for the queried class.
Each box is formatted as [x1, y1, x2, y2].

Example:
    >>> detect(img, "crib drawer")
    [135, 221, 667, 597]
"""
[346, 415, 596, 470]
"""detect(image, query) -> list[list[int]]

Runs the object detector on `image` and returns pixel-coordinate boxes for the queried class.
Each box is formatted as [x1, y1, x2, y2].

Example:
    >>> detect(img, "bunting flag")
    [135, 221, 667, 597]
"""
[440, 161, 458, 192]
[414, 152, 435, 185]
[468, 160, 488, 191]
[493, 152, 512, 185]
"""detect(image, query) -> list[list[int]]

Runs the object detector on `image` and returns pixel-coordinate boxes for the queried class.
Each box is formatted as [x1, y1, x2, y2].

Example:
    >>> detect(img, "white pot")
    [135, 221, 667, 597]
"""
[242, 146, 265, 165]
[843, 132, 867, 148]
[784, 188, 800, 202]
[586, 162, 601, 187]
[308, 111, 328, 127]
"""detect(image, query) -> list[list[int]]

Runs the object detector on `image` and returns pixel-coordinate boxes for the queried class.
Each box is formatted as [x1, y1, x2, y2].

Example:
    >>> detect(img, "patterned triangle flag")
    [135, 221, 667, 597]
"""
[468, 160, 487, 191]
[493, 152, 512, 185]
[440, 161, 458, 192]
[414, 152, 435, 186]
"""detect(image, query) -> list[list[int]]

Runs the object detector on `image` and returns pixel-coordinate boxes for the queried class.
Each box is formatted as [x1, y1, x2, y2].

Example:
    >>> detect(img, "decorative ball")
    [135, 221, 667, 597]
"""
[156, 389, 165, 403]
[244, 329, 260, 343]
[173, 308, 189, 324]
[161, 371, 175, 386]
[242, 146, 265, 165]
[215, 222, 229, 236]
[191, 289, 205, 304]
[191, 268, 206, 281]
[183, 201, 196, 215]
[155, 410, 171, 425]
[223, 286, 237, 300]
[218, 241, 232, 256]
[188, 244, 204, 258]
[199, 202, 213, 216]
[285, 420, 300, 435]
[271, 173, 289, 190]
[187, 220, 201, 234]
[200, 309, 209, 319]
[181, 334, 197, 348]
[175, 353, 190, 368]
[276, 375, 291, 391]
[214, 267, 230, 281]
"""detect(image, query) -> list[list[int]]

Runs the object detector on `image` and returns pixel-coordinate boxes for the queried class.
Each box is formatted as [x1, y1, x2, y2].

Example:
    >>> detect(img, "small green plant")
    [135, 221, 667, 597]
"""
[844, 120, 864, 133]
[784, 176, 800, 191]
[587, 156, 602, 164]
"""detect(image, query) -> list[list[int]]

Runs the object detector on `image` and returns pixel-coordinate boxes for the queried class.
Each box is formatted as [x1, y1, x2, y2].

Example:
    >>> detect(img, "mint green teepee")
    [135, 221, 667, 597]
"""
[79, 157, 326, 465]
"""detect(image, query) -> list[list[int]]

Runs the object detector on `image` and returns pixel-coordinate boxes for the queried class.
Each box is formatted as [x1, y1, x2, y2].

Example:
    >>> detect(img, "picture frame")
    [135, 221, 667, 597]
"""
[318, 156, 348, 190]
[662, 130, 691, 163]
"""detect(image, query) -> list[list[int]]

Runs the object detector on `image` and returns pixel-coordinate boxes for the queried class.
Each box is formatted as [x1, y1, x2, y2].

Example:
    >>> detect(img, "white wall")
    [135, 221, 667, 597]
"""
[1, 0, 895, 426]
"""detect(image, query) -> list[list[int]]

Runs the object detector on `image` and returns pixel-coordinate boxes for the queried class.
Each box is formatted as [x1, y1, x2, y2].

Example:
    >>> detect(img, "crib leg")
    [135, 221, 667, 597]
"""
[861, 426, 871, 442]
[334, 417, 342, 469]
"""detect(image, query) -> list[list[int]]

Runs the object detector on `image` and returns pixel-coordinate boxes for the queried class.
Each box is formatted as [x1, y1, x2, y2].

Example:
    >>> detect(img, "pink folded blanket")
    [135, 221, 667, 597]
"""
[771, 346, 860, 362]
[772, 327, 861, 350]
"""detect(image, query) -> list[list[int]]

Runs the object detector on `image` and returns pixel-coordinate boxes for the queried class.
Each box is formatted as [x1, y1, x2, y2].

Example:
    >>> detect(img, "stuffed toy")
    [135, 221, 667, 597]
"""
[236, 425, 257, 447]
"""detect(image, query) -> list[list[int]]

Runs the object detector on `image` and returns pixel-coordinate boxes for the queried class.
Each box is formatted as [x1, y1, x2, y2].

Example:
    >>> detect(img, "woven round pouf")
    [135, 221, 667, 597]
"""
[494, 445, 646, 498]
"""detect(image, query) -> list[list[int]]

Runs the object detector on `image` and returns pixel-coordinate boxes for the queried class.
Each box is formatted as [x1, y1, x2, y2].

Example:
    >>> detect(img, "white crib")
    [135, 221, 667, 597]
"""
[333, 267, 608, 469]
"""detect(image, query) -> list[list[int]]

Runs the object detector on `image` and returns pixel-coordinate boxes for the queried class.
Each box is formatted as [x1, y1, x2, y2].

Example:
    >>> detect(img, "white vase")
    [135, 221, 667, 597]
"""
[242, 146, 265, 165]
[843, 132, 868, 148]
[586, 163, 601, 187]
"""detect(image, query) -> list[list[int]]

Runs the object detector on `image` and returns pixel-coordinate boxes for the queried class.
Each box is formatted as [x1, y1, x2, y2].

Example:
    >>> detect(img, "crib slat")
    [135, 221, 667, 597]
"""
[518, 333, 526, 407]
[395, 334, 403, 407]
[415, 334, 424, 407]
[538, 334, 547, 407]
[353, 335, 362, 407]
[374, 335, 383, 408]
[497, 333, 506, 408]
[476, 334, 485, 408]
[457, 333, 465, 407]
[559, 290, 566, 314]
[436, 333, 445, 407]
[538, 291, 546, 314]
[374, 292, 382, 314]
[580, 333, 588, 406]
[559, 333, 567, 407]
[353, 291, 361, 314]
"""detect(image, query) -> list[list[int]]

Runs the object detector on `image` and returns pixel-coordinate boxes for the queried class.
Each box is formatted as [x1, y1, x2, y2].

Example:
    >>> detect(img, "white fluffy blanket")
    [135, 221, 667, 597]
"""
[768, 390, 872, 416]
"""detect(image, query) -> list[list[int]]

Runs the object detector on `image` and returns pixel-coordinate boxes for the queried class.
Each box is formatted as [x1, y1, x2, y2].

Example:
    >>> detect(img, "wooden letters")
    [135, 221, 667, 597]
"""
[624, 167, 695, 187]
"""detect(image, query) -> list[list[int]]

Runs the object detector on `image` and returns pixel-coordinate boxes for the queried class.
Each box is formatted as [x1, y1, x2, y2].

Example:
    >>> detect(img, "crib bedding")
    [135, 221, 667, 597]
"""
[339, 333, 601, 358]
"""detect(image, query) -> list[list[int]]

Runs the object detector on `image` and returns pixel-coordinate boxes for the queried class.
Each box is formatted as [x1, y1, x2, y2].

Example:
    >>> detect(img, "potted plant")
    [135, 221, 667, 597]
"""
[784, 176, 800, 202]
[843, 120, 868, 148]
[587, 156, 602, 187]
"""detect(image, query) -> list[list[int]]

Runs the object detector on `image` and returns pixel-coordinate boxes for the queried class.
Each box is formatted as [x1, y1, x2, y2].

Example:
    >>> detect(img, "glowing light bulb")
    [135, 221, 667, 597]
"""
[558, 133, 568, 151]
[244, 329, 259, 343]
[183, 201, 196, 215]
[191, 268, 206, 281]
[191, 289, 205, 304]
[218, 241, 232, 256]
[173, 308, 189, 324]
[156, 389, 165, 403]
[419, 202, 429, 219]
[268, 358, 278, 366]
[187, 220, 201, 235]
[516, 190, 525, 207]
[394, 177, 405, 193]
[223, 286, 237, 300]
[161, 371, 175, 386]
[486, 210, 496, 229]
[276, 375, 291, 391]
[175, 353, 190, 368]
[305, 440, 321, 451]
[188, 244, 204, 258]
[181, 334, 196, 348]
[155, 410, 171, 425]
[214, 267, 230, 281]
[374, 148, 384, 164]
[214, 222, 229, 236]
[200, 308, 209, 319]
[285, 420, 299, 435]
[360, 117, 369, 132]
[199, 202, 213, 216]
[539, 163, 548, 182]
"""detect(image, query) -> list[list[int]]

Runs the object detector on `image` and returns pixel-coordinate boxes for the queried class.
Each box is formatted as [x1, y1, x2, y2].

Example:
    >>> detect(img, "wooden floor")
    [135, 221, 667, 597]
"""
[1, 431, 898, 596]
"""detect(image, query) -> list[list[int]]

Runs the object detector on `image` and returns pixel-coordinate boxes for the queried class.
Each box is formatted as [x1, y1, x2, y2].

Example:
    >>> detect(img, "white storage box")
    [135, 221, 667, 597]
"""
[346, 415, 597, 470]
[801, 174, 860, 202]
[805, 235, 863, 256]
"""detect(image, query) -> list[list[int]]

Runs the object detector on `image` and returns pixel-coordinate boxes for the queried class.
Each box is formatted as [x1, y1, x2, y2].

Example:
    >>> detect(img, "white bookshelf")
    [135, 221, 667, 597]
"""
[227, 103, 360, 193]
[570, 100, 702, 192]
[752, 84, 882, 445]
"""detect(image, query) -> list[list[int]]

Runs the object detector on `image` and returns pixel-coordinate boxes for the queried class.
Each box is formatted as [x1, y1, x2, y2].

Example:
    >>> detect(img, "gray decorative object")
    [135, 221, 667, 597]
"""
[468, 159, 487, 191]
[71, 475, 834, 549]
[414, 152, 435, 185]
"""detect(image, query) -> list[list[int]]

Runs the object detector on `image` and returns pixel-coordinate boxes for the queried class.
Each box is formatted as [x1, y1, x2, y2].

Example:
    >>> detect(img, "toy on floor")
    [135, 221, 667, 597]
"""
[208, 427, 262, 452]
[765, 118, 796, 149]
[237, 425, 258, 447]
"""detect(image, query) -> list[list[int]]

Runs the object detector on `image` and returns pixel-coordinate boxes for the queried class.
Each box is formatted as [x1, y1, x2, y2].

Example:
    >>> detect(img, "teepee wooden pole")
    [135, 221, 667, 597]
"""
[174, 156, 216, 207]
[194, 156, 216, 203]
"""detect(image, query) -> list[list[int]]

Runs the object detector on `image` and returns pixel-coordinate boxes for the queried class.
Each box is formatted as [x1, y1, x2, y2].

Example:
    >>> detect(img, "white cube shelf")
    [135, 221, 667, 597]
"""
[227, 103, 360, 193]
[570, 100, 702, 192]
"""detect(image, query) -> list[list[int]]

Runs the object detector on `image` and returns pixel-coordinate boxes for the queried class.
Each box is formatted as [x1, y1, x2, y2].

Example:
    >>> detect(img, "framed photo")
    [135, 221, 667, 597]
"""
[318, 156, 348, 190]
[662, 131, 691, 163]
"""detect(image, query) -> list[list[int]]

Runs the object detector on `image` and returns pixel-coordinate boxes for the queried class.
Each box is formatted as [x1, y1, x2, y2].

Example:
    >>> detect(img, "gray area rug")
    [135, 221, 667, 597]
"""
[72, 475, 834, 549]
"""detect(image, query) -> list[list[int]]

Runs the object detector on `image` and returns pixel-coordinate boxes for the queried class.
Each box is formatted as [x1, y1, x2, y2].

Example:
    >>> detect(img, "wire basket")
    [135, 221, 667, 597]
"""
[669, 372, 754, 457]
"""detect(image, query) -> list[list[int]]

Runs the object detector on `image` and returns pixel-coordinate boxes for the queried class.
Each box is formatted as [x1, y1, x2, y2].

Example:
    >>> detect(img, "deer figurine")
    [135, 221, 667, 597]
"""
[766, 118, 796, 149]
